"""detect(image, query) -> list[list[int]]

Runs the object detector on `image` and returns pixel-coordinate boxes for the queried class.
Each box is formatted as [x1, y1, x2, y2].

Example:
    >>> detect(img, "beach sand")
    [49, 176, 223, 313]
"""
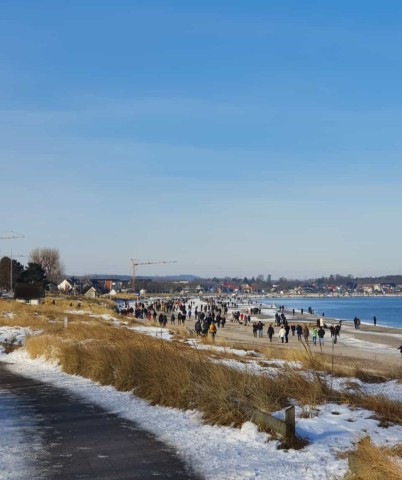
[202, 308, 402, 371]
[133, 301, 402, 373]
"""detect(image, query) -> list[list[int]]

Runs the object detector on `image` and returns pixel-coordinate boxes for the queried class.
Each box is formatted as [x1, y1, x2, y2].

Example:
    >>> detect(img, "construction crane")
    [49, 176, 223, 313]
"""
[0, 231, 25, 292]
[130, 259, 177, 293]
[0, 231, 25, 241]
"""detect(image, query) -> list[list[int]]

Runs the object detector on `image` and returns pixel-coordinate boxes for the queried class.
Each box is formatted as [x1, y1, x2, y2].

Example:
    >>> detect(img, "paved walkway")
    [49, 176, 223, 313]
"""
[0, 363, 201, 479]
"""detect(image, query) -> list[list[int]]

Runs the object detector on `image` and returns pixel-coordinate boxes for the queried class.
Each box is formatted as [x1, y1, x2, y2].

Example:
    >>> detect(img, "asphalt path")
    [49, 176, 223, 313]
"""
[0, 363, 201, 480]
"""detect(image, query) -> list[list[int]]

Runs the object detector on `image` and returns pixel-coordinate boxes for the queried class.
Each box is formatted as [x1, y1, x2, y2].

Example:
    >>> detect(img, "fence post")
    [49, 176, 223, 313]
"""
[285, 406, 295, 440]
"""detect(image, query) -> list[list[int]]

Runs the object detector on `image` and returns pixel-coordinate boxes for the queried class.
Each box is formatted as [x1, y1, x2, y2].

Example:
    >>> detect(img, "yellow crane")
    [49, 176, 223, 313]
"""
[130, 259, 177, 293]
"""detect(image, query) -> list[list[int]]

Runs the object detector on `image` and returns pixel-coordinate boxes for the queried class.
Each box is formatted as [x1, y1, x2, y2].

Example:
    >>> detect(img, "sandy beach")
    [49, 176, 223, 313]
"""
[131, 299, 402, 372]
[210, 307, 402, 370]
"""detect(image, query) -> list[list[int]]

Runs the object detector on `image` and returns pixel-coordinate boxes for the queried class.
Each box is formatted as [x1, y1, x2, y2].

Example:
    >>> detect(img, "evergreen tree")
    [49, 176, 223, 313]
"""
[19, 262, 47, 286]
[0, 257, 24, 290]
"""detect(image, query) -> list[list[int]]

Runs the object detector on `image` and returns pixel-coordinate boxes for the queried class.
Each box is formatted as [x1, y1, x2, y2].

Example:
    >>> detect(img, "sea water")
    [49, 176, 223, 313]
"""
[259, 296, 402, 329]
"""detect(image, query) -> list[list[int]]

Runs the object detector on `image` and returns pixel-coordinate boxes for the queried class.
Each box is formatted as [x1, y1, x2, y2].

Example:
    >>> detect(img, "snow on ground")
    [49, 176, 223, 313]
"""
[0, 313, 401, 480]
[349, 329, 402, 339]
[331, 377, 402, 403]
[0, 326, 41, 347]
[1, 342, 402, 480]
[210, 357, 272, 375]
[64, 309, 88, 315]
[336, 334, 398, 352]
[186, 339, 259, 357]
[128, 325, 174, 340]
[64, 309, 119, 322]
[0, 387, 45, 479]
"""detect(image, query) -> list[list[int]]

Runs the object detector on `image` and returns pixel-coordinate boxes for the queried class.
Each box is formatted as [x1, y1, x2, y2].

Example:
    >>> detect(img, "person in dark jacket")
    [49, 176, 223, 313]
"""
[267, 324, 274, 342]
[252, 322, 258, 338]
[195, 320, 202, 336]
[284, 324, 290, 343]
[318, 326, 325, 345]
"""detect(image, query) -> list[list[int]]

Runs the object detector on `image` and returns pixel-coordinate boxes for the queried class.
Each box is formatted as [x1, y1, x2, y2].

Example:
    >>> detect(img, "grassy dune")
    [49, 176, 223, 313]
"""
[1, 297, 401, 476]
[346, 437, 402, 480]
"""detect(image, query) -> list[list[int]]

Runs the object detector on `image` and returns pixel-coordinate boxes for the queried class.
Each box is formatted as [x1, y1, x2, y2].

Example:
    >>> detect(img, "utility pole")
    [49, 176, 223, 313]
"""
[0, 231, 25, 292]
[130, 259, 177, 294]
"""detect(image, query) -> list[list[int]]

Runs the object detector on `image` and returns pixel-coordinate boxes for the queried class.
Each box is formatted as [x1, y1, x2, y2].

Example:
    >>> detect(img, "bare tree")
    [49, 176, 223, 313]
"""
[29, 248, 64, 284]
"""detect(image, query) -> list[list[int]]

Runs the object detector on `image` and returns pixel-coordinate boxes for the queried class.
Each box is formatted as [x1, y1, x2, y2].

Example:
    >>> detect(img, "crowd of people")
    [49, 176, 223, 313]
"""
[117, 297, 234, 341]
[115, 297, 383, 350]
[249, 320, 340, 345]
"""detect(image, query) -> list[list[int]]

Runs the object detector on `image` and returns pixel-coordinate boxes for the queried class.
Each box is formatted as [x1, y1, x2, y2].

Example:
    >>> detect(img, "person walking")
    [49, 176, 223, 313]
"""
[296, 324, 302, 341]
[311, 326, 318, 346]
[194, 319, 202, 336]
[252, 322, 258, 338]
[267, 324, 274, 342]
[278, 326, 286, 343]
[285, 323, 290, 343]
[302, 325, 309, 342]
[318, 326, 325, 346]
[209, 322, 217, 340]
[373, 316, 377, 326]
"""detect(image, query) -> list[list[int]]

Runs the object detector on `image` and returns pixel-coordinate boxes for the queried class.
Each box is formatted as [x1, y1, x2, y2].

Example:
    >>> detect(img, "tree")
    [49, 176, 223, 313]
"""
[0, 256, 24, 290]
[19, 262, 47, 286]
[29, 248, 64, 284]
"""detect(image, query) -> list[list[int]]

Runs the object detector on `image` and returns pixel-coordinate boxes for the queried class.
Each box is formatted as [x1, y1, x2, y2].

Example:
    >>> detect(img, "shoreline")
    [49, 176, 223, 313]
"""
[258, 294, 402, 298]
[256, 304, 402, 336]
[255, 296, 402, 330]
[212, 301, 402, 367]
[125, 296, 401, 370]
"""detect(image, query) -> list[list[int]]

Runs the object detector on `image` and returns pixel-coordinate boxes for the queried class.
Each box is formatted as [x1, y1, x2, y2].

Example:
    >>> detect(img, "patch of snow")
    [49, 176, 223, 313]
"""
[128, 326, 174, 341]
[186, 339, 259, 357]
[3, 350, 402, 480]
[0, 326, 41, 346]
[0, 388, 45, 479]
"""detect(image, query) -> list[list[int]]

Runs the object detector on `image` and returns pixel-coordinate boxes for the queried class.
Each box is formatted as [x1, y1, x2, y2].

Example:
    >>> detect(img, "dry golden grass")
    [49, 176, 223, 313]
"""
[346, 437, 402, 480]
[260, 340, 402, 383]
[25, 321, 333, 430]
[3, 298, 402, 447]
[0, 297, 116, 332]
[341, 391, 402, 426]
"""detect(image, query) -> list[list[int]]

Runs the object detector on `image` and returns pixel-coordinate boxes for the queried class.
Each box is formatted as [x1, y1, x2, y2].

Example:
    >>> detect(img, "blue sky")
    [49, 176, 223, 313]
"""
[1, 1, 401, 279]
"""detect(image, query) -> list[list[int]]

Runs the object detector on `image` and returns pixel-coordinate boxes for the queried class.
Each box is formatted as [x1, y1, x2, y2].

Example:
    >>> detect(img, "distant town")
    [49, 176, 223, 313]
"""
[2, 247, 402, 301]
[55, 274, 402, 298]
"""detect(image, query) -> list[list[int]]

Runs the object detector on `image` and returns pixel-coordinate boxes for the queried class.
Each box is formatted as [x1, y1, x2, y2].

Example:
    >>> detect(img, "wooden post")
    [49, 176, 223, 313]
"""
[285, 406, 295, 440]
[230, 397, 297, 444]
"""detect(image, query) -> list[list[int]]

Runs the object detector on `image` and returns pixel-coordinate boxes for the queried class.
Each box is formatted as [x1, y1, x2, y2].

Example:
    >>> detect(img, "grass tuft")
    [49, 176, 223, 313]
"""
[346, 436, 402, 480]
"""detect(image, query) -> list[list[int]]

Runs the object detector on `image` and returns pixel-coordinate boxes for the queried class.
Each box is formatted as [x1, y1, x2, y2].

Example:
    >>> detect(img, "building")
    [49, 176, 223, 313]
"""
[14, 284, 43, 305]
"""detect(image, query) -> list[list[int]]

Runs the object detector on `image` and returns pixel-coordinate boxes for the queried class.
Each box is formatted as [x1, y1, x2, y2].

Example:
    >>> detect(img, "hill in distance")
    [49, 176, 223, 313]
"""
[82, 274, 201, 282]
